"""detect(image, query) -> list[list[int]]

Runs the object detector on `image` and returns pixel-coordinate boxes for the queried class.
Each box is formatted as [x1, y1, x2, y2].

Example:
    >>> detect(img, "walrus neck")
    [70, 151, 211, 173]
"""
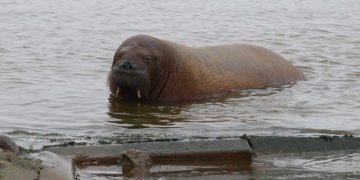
[147, 40, 179, 100]
[144, 38, 226, 101]
[163, 42, 229, 101]
[151, 41, 219, 101]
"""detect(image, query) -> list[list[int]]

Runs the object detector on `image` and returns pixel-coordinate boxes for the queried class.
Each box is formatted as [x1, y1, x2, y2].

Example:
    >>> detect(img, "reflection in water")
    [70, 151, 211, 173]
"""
[106, 84, 289, 129]
[73, 151, 252, 179]
[107, 97, 187, 128]
[252, 151, 360, 178]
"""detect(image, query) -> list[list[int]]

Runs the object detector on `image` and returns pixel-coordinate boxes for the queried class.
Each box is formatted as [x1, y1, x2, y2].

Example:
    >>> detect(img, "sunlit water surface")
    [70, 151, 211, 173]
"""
[1, 0, 359, 148]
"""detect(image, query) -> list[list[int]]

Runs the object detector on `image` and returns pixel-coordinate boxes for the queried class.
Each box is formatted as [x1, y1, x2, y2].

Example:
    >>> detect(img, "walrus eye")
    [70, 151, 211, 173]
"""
[145, 55, 152, 63]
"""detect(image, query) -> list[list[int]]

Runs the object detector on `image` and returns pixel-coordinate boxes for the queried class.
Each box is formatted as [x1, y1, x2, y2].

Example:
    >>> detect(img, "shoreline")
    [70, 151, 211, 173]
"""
[1, 135, 360, 179]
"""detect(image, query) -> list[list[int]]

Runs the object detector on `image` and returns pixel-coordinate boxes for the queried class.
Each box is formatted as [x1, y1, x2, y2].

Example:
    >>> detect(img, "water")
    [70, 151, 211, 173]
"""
[252, 152, 360, 179]
[1, 0, 360, 146]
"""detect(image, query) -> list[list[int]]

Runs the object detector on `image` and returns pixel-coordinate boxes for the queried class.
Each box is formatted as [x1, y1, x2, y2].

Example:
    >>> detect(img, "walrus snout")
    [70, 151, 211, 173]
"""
[108, 66, 151, 100]
[117, 61, 137, 71]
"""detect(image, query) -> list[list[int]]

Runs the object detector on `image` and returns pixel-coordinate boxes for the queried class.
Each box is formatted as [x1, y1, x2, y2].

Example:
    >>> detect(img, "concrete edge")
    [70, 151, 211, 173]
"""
[45, 139, 252, 157]
[45, 136, 360, 157]
[246, 136, 360, 154]
[2, 136, 360, 179]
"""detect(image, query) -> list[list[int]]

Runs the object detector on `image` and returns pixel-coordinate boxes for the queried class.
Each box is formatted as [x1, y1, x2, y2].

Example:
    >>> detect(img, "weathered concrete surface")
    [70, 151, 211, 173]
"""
[38, 151, 73, 180]
[44, 136, 360, 160]
[0, 151, 41, 180]
[46, 139, 251, 157]
[121, 150, 152, 179]
[0, 135, 19, 154]
[3, 136, 360, 179]
[122, 149, 152, 166]
[46, 139, 251, 179]
[247, 136, 360, 153]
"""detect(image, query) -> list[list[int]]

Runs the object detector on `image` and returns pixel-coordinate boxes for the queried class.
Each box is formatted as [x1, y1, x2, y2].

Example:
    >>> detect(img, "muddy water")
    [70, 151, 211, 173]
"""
[72, 151, 360, 179]
[1, 0, 359, 148]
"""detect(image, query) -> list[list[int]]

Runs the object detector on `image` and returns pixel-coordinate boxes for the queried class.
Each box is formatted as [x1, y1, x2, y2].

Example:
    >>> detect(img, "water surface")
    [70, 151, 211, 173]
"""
[1, 0, 359, 146]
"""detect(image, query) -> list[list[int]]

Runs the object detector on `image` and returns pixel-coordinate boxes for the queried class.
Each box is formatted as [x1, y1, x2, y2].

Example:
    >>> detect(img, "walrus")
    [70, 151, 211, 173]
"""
[108, 35, 305, 101]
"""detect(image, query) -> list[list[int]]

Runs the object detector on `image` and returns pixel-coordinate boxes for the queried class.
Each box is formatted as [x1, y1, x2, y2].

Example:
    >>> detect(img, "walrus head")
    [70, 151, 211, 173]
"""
[108, 35, 176, 100]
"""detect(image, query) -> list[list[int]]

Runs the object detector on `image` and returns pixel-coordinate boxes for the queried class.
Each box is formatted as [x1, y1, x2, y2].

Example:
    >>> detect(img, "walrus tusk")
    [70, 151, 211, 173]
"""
[116, 87, 120, 96]
[137, 89, 141, 99]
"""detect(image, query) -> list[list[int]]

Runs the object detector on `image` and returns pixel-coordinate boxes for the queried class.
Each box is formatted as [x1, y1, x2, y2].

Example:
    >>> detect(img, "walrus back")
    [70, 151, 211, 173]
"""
[195, 44, 305, 89]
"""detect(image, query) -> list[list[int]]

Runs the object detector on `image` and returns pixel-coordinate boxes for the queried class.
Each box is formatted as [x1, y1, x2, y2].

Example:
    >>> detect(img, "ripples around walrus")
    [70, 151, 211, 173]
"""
[0, 0, 359, 146]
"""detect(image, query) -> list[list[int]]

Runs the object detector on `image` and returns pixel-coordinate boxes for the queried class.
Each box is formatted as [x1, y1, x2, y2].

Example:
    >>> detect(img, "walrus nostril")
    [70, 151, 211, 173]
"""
[120, 61, 134, 70]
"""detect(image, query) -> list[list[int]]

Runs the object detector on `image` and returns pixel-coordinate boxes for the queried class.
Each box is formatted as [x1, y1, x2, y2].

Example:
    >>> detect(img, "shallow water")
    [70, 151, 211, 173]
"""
[252, 151, 360, 179]
[1, 0, 359, 146]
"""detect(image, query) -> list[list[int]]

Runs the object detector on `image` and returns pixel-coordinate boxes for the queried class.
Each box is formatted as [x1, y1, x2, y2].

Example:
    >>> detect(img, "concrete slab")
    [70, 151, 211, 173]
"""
[45, 139, 251, 179]
[45, 139, 251, 157]
[37, 151, 73, 180]
[0, 151, 41, 180]
[34, 137, 360, 179]
[247, 136, 360, 153]
[3, 136, 360, 179]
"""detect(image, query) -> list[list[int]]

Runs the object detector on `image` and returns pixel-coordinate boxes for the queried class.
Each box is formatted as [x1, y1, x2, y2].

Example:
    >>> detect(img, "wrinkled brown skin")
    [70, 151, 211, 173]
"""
[109, 35, 305, 101]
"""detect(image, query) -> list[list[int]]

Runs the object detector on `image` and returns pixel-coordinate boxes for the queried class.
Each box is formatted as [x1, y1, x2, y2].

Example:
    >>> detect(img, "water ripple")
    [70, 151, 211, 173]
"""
[0, 0, 359, 141]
